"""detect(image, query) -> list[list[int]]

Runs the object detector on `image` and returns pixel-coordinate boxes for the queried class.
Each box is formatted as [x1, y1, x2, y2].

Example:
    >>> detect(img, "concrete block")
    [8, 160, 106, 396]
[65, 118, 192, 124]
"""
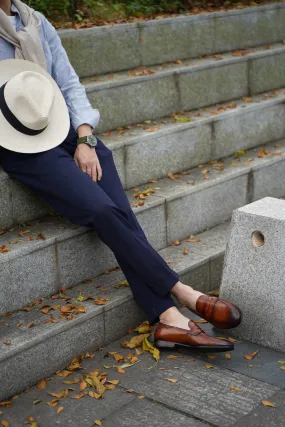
[0, 178, 13, 229]
[252, 158, 285, 201]
[11, 179, 51, 224]
[0, 312, 104, 401]
[125, 124, 212, 189]
[60, 24, 141, 78]
[220, 197, 285, 352]
[57, 231, 116, 288]
[167, 174, 248, 243]
[215, 8, 281, 53]
[104, 299, 145, 344]
[0, 245, 58, 314]
[213, 104, 285, 159]
[179, 62, 248, 111]
[250, 52, 285, 94]
[140, 16, 215, 66]
[88, 75, 179, 134]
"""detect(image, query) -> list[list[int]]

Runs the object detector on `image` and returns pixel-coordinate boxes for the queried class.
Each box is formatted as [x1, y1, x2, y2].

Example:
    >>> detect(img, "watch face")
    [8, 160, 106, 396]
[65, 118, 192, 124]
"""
[87, 135, 97, 147]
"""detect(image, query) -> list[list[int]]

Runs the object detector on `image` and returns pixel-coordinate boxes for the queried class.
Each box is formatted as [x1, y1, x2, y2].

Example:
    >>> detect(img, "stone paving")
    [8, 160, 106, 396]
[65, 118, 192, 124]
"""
[1, 309, 284, 427]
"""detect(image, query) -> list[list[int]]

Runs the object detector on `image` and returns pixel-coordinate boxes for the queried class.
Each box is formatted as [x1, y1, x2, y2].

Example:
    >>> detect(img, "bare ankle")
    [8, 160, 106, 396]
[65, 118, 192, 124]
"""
[159, 307, 180, 323]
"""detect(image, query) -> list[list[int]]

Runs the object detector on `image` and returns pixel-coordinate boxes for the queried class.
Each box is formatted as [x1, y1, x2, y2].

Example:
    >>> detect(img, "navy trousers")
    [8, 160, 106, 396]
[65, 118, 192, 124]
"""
[1, 127, 178, 322]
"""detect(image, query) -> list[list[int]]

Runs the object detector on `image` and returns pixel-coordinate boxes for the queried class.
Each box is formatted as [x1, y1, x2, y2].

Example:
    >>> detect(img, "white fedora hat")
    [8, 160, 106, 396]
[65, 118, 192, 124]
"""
[0, 59, 70, 153]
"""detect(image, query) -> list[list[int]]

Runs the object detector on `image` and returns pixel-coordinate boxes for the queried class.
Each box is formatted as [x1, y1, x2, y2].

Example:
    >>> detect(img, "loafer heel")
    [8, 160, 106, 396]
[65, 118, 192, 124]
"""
[155, 340, 176, 348]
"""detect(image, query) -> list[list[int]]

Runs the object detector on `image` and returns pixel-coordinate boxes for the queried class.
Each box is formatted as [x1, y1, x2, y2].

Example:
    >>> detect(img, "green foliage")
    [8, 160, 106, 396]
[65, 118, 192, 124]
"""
[25, 0, 186, 18]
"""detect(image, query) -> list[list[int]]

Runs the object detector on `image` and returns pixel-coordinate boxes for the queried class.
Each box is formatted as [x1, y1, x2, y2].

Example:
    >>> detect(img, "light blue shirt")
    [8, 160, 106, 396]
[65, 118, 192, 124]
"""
[0, 4, 100, 131]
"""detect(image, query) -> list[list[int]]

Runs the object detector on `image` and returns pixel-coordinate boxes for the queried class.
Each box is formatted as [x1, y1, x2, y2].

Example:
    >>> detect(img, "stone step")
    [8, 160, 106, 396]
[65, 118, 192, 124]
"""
[102, 89, 285, 189]
[0, 221, 230, 401]
[1, 89, 284, 229]
[82, 42, 285, 133]
[1, 139, 285, 315]
[59, 3, 285, 78]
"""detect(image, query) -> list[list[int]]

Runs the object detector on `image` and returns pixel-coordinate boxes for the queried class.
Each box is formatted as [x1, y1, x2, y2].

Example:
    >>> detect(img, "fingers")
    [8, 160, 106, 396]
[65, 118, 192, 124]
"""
[91, 163, 97, 182]
[97, 161, 103, 181]
[74, 156, 80, 168]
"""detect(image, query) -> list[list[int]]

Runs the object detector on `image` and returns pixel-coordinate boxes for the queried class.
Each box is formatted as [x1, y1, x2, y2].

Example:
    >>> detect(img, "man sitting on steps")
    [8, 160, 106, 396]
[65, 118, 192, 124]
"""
[0, 0, 242, 351]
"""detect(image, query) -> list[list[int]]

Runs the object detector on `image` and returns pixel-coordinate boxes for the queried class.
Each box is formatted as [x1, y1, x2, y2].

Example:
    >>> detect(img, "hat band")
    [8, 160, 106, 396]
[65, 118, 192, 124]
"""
[0, 83, 47, 136]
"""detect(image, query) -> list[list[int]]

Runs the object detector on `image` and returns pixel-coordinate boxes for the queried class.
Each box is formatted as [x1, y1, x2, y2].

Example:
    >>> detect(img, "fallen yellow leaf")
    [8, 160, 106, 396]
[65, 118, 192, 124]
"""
[261, 400, 276, 408]
[57, 406, 64, 414]
[205, 364, 213, 369]
[135, 321, 152, 334]
[229, 385, 241, 391]
[142, 337, 160, 361]
[94, 421, 102, 427]
[225, 353, 231, 359]
[1, 421, 8, 427]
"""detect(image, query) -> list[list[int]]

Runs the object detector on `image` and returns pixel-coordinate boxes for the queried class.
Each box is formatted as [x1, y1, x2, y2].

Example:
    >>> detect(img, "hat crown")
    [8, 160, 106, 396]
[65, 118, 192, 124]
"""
[5, 71, 55, 131]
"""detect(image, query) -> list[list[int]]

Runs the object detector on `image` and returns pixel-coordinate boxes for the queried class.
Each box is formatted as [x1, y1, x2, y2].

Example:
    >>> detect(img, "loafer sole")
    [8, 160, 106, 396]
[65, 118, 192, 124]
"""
[155, 340, 234, 352]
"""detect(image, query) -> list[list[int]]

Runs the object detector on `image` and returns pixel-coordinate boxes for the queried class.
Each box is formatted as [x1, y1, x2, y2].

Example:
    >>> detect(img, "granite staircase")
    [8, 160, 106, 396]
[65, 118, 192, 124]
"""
[1, 2, 285, 401]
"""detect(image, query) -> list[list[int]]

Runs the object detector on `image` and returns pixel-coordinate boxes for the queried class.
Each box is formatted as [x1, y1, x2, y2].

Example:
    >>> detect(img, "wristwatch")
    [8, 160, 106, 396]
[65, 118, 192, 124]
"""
[77, 135, 98, 148]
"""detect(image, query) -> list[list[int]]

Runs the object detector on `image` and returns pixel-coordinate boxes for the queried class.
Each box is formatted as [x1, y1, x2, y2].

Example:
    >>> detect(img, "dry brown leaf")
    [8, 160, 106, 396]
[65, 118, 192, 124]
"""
[172, 240, 181, 246]
[0, 246, 9, 253]
[244, 350, 259, 360]
[201, 169, 209, 175]
[57, 406, 64, 414]
[261, 400, 276, 408]
[63, 378, 80, 385]
[108, 352, 125, 363]
[1, 421, 8, 427]
[280, 366, 285, 371]
[138, 395, 145, 399]
[278, 361, 285, 364]
[167, 378, 178, 383]
[47, 399, 59, 407]
[205, 364, 213, 369]
[183, 247, 189, 255]
[227, 337, 238, 343]
[107, 380, 119, 385]
[207, 355, 216, 359]
[225, 353, 231, 359]
[167, 355, 184, 359]
[94, 298, 109, 305]
[56, 370, 73, 377]
[80, 380, 88, 391]
[37, 379, 47, 390]
[71, 393, 85, 399]
[116, 367, 126, 374]
[94, 421, 102, 427]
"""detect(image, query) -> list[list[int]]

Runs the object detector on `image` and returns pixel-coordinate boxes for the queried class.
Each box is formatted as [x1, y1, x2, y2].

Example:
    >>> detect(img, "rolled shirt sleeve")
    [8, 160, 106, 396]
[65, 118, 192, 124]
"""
[42, 17, 100, 131]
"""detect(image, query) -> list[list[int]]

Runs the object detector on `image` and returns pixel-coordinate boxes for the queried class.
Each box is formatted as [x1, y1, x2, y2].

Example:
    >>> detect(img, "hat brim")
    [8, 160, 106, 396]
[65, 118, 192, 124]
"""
[0, 59, 70, 154]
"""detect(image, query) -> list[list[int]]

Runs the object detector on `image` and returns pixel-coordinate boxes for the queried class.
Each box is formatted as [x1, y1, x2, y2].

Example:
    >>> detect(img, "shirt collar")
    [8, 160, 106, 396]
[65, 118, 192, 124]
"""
[11, 4, 19, 15]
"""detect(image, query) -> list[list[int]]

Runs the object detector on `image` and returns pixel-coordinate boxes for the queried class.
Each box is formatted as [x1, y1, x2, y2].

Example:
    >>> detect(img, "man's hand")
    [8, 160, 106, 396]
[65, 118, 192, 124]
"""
[74, 124, 102, 182]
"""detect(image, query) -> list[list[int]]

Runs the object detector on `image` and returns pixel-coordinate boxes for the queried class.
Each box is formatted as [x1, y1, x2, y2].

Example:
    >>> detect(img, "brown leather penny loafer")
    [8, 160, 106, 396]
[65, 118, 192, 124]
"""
[195, 295, 242, 329]
[154, 320, 234, 352]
